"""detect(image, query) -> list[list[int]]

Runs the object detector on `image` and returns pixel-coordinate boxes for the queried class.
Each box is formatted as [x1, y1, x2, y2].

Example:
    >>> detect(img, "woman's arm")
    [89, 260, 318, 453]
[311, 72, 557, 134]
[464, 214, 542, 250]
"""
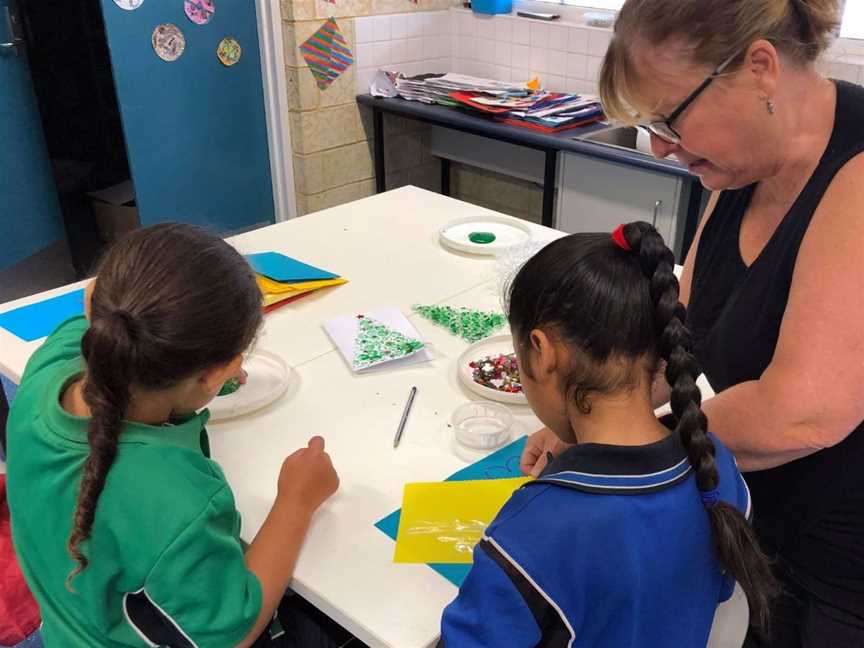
[702, 155, 864, 471]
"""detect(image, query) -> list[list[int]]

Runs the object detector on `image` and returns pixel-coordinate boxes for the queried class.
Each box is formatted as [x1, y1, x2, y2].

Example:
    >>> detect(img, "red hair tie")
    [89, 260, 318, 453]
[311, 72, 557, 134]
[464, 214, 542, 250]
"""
[611, 224, 631, 252]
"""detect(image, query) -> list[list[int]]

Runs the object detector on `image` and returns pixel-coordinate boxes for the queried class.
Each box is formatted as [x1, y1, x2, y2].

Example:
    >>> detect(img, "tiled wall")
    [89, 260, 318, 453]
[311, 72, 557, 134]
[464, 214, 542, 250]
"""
[352, 8, 608, 96]
[450, 9, 606, 95]
[349, 9, 864, 108]
[821, 38, 864, 83]
[354, 11, 452, 94]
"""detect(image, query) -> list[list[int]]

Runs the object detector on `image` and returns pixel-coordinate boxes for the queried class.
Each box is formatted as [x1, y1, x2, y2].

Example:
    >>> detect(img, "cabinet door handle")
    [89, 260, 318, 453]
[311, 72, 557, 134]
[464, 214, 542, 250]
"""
[652, 200, 663, 225]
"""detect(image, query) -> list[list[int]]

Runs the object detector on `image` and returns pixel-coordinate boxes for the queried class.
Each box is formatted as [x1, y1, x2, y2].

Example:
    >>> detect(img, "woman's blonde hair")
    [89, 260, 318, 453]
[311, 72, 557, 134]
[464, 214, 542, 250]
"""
[599, 0, 841, 123]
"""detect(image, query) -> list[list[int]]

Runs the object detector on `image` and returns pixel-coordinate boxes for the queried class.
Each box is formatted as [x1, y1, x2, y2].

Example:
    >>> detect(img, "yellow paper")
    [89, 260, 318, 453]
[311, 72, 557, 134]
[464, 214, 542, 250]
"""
[394, 477, 531, 564]
[262, 285, 324, 307]
[256, 275, 347, 295]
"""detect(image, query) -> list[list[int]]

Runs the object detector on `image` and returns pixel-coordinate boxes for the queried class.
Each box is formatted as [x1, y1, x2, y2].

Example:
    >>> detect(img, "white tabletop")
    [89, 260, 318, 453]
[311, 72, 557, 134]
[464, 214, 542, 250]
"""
[0, 187, 561, 648]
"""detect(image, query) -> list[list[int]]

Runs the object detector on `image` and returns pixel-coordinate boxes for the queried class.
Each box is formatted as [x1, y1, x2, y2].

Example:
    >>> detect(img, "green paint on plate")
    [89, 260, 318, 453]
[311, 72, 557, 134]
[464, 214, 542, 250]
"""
[468, 231, 496, 244]
[218, 377, 242, 397]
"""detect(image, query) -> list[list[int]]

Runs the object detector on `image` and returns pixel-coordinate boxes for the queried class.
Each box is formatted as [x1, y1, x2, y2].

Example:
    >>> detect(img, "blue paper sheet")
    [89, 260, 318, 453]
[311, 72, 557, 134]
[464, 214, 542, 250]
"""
[375, 435, 528, 587]
[246, 252, 338, 283]
[0, 290, 85, 342]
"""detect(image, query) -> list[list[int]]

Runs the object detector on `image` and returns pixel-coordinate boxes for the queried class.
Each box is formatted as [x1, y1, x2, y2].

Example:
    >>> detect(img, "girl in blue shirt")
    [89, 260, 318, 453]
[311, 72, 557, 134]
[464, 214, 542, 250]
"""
[440, 222, 776, 647]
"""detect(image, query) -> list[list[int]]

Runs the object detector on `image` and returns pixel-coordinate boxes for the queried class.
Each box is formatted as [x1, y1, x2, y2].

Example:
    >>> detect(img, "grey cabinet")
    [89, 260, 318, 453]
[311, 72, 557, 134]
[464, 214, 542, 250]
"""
[557, 151, 691, 257]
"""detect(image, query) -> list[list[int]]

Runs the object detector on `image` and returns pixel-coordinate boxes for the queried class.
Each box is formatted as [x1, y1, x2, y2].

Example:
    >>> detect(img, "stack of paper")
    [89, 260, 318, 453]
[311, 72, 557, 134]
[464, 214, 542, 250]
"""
[370, 70, 603, 133]
[372, 71, 533, 105]
[500, 93, 604, 133]
[246, 252, 347, 313]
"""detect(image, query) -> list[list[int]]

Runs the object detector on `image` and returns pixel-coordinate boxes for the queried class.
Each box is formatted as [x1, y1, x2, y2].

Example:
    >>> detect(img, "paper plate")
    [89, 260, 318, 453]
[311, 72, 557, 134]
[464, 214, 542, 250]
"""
[217, 37, 242, 67]
[208, 350, 293, 421]
[113, 0, 143, 9]
[457, 334, 528, 406]
[152, 23, 185, 62]
[439, 216, 532, 257]
[185, 0, 215, 25]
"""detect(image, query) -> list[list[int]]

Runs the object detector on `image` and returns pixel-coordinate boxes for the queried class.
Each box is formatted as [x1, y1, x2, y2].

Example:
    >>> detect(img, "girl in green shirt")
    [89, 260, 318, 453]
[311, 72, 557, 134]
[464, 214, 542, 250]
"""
[7, 224, 345, 647]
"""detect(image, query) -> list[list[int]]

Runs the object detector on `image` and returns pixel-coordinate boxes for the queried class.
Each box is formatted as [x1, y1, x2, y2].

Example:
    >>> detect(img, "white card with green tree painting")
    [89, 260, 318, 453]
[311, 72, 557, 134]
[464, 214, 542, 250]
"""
[324, 308, 433, 372]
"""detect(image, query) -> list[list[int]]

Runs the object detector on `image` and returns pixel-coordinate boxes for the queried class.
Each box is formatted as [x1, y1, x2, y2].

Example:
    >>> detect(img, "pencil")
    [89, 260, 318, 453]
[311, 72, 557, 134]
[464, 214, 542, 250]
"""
[393, 386, 418, 448]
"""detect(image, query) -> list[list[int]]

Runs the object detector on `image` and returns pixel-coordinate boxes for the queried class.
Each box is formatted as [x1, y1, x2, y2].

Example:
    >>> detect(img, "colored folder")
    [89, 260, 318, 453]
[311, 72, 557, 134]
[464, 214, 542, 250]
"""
[246, 252, 339, 283]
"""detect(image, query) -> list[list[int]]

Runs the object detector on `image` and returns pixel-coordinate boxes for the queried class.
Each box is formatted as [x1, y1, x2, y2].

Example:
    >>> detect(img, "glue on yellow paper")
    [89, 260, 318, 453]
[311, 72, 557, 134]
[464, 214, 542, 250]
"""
[394, 477, 531, 564]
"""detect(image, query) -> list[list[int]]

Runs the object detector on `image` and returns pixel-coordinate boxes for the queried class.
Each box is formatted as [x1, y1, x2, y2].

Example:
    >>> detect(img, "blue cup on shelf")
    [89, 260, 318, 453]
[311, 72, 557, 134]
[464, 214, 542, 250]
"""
[471, 0, 512, 15]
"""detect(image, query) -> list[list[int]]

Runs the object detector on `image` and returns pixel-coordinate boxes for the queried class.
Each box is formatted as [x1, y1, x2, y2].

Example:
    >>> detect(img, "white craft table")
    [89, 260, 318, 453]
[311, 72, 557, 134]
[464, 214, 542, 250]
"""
[0, 187, 559, 648]
[0, 187, 725, 648]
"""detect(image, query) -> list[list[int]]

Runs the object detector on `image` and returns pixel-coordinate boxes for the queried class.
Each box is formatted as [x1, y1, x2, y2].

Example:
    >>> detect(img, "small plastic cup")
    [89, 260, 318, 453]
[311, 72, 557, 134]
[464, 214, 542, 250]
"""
[452, 401, 513, 450]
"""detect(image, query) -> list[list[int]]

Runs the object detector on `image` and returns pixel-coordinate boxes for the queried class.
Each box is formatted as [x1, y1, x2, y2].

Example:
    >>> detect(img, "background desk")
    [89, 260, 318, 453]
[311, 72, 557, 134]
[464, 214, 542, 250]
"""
[356, 95, 705, 261]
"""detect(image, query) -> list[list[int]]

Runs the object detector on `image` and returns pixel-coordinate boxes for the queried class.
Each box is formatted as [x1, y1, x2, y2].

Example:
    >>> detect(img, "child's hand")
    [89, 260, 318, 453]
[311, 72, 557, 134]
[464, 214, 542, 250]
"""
[276, 436, 339, 514]
[520, 427, 572, 477]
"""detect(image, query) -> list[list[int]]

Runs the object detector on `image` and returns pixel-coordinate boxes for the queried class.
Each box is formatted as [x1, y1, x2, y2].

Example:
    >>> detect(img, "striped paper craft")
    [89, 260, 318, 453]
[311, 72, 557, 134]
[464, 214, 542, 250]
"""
[300, 18, 354, 90]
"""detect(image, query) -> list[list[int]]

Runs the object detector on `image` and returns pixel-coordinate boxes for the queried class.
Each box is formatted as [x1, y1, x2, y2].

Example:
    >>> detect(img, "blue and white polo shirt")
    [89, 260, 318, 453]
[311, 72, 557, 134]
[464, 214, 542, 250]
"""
[439, 432, 751, 648]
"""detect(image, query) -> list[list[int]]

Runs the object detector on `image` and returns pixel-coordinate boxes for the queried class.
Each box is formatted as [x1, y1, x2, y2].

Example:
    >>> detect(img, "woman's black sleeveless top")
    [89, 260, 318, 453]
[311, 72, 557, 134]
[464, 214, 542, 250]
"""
[687, 81, 864, 617]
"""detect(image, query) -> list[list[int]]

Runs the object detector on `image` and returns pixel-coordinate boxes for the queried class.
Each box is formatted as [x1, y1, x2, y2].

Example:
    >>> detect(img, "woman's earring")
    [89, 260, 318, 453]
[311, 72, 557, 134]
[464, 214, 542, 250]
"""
[767, 99, 776, 115]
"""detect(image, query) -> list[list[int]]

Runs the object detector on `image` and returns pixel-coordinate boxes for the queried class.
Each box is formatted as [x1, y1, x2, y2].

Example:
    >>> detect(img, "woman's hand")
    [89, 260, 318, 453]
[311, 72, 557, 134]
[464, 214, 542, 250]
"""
[520, 427, 573, 477]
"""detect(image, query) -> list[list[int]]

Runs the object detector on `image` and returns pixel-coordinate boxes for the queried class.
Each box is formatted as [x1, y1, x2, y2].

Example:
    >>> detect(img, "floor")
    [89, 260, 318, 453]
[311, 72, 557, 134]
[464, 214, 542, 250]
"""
[0, 163, 107, 305]
[0, 242, 78, 304]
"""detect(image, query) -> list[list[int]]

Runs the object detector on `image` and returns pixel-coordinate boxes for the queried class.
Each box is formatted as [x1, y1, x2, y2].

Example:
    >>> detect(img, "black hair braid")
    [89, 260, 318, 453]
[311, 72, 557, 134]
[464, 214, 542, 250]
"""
[622, 221, 777, 628]
[66, 311, 136, 589]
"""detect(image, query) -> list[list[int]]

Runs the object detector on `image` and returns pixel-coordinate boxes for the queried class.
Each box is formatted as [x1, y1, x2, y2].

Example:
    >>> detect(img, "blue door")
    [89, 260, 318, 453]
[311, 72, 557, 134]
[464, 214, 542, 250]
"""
[0, 0, 65, 271]
[100, 0, 274, 233]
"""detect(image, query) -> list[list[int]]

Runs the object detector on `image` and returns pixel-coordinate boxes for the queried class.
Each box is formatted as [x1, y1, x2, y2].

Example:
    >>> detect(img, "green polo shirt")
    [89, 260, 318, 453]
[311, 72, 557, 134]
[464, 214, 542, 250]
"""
[6, 317, 262, 647]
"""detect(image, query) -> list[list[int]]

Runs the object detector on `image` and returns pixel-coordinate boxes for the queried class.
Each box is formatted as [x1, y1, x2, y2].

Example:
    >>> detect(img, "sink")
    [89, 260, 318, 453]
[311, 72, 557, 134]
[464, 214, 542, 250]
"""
[576, 125, 683, 165]
[580, 125, 643, 151]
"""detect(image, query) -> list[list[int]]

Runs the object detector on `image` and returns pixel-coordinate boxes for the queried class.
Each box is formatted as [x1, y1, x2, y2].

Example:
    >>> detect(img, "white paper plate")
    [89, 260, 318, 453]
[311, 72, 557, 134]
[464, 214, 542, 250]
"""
[457, 334, 528, 406]
[439, 216, 532, 256]
[208, 350, 293, 421]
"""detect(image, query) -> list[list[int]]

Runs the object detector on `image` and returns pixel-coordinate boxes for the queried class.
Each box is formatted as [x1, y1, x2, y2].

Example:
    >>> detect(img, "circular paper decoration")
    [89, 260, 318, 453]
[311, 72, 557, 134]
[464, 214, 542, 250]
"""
[113, 0, 144, 9]
[217, 37, 242, 66]
[185, 0, 215, 25]
[152, 24, 186, 62]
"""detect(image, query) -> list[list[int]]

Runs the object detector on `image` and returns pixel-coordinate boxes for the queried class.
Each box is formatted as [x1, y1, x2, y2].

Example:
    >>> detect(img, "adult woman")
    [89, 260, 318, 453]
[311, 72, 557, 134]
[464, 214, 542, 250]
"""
[522, 1, 864, 645]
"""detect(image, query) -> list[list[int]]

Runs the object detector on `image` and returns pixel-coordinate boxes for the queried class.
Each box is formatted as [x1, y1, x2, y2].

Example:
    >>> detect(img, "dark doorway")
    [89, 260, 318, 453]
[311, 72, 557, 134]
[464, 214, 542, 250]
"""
[18, 0, 133, 278]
